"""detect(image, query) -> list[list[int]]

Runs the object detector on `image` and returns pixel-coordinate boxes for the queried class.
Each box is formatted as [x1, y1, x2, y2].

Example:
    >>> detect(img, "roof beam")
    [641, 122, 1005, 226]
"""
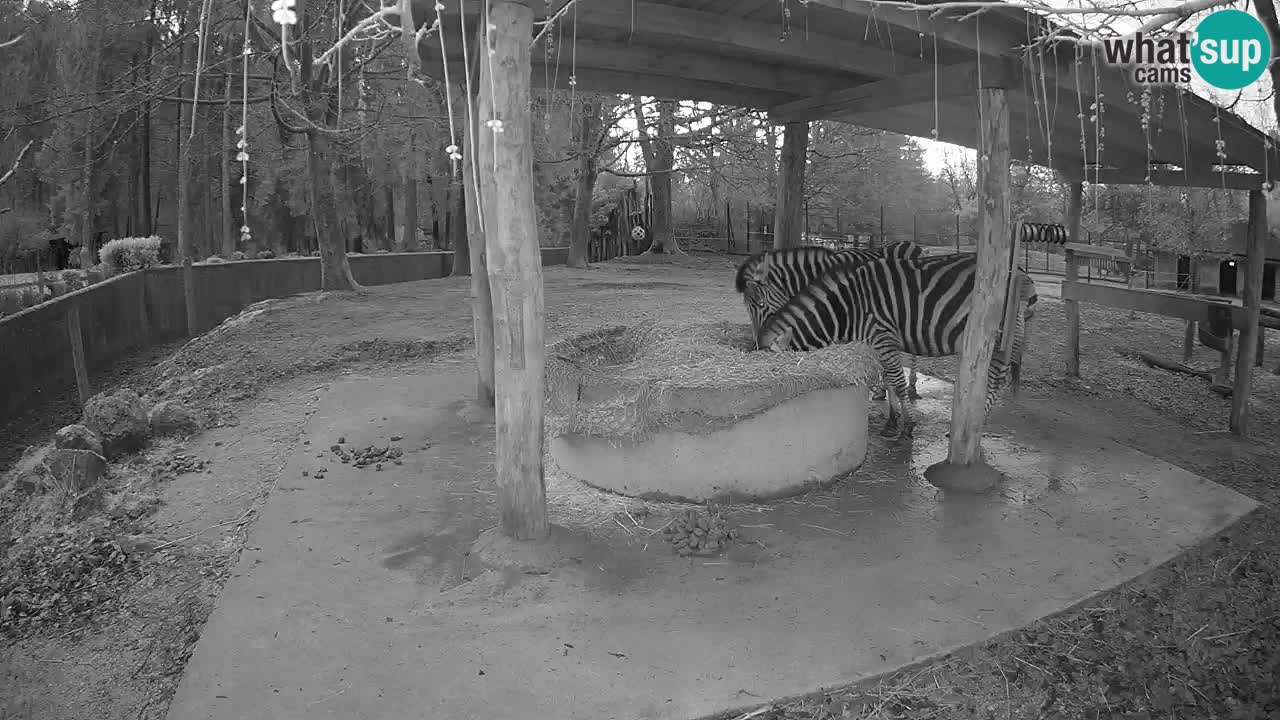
[1086, 168, 1267, 191]
[550, 37, 866, 97]
[425, 0, 926, 79]
[430, 61, 794, 108]
[768, 58, 1018, 124]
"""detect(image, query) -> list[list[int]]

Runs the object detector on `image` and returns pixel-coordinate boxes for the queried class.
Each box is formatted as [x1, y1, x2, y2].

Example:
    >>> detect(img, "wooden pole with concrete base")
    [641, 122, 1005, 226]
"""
[772, 121, 808, 249]
[1229, 189, 1268, 438]
[1063, 180, 1084, 377]
[925, 85, 1012, 492]
[476, 0, 549, 541]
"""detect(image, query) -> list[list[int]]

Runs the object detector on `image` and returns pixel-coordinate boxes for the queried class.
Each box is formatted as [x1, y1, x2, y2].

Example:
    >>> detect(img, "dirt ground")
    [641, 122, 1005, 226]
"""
[2, 252, 1278, 720]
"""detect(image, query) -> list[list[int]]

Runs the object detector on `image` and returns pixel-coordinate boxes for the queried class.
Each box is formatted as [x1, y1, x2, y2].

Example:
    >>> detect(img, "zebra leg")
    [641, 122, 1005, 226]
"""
[873, 335, 914, 439]
[907, 356, 921, 401]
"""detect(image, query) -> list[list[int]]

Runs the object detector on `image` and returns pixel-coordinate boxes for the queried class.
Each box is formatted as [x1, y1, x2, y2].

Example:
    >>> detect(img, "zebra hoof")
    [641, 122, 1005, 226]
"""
[878, 422, 898, 438]
[908, 388, 922, 401]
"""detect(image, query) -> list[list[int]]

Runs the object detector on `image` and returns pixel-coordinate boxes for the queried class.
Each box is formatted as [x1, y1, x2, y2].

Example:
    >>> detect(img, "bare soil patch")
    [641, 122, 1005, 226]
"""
[3, 254, 1276, 720]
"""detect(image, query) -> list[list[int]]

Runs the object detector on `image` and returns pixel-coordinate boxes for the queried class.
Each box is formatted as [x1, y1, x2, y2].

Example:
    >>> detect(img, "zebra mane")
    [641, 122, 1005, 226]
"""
[733, 246, 837, 293]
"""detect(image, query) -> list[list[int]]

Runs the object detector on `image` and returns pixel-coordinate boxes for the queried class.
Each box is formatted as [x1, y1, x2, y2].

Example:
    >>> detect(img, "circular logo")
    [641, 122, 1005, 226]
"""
[1192, 9, 1272, 90]
[630, 226, 646, 241]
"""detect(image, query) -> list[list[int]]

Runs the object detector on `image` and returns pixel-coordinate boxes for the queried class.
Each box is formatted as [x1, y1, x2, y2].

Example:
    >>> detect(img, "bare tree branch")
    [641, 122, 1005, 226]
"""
[0, 140, 35, 189]
[0, 31, 24, 49]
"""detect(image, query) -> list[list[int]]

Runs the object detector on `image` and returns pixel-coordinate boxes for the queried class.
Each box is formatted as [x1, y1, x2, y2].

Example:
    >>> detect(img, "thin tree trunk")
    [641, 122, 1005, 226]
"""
[400, 166, 419, 251]
[383, 183, 395, 250]
[137, 6, 154, 238]
[299, 0, 359, 290]
[451, 179, 470, 275]
[631, 99, 682, 254]
[175, 35, 199, 335]
[80, 120, 96, 270]
[567, 99, 601, 268]
[464, 98, 495, 405]
[221, 69, 235, 257]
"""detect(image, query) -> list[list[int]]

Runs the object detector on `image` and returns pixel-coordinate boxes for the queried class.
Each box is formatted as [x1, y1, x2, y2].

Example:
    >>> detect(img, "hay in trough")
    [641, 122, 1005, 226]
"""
[545, 320, 881, 441]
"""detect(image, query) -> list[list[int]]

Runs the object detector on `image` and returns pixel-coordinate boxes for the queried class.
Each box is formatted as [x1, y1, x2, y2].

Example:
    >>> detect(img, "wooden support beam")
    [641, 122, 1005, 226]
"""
[947, 85, 1012, 467]
[1061, 281, 1244, 324]
[770, 58, 1019, 124]
[1230, 189, 1268, 438]
[476, 0, 549, 541]
[1063, 181, 1083, 377]
[773, 122, 808, 249]
[463, 89, 495, 407]
[1088, 168, 1266, 191]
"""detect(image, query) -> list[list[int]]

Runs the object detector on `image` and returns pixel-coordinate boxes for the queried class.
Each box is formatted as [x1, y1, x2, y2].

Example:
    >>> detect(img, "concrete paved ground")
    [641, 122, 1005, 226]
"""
[166, 370, 1257, 720]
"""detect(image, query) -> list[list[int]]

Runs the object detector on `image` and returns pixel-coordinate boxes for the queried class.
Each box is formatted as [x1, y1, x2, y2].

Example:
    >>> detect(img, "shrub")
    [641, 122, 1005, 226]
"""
[203, 255, 225, 264]
[232, 251, 246, 261]
[99, 236, 163, 274]
[59, 270, 80, 283]
[256, 250, 275, 259]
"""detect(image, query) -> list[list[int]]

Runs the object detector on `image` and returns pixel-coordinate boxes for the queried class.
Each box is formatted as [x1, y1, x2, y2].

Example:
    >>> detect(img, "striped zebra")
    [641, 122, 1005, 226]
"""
[757, 253, 1038, 441]
[734, 241, 927, 397]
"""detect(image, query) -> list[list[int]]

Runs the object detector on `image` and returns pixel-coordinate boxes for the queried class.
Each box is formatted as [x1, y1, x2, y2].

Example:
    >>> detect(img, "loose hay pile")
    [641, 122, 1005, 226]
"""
[545, 320, 881, 442]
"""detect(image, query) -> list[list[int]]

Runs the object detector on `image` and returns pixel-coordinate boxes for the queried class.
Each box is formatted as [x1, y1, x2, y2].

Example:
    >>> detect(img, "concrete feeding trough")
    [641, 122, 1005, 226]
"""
[545, 322, 881, 503]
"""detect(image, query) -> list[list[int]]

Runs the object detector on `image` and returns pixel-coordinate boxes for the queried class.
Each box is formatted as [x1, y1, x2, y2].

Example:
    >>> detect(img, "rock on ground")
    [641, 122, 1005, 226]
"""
[81, 390, 151, 459]
[149, 400, 200, 437]
[54, 424, 105, 456]
[45, 448, 107, 494]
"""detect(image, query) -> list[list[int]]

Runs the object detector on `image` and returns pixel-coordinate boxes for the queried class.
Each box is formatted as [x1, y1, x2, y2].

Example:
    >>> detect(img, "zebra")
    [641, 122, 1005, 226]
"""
[756, 253, 1038, 441]
[733, 241, 927, 398]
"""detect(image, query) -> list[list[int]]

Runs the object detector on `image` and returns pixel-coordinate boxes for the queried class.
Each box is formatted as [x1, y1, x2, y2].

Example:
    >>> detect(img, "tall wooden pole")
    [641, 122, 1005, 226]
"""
[463, 94, 495, 407]
[1063, 180, 1084, 376]
[477, 0, 549, 541]
[945, 86, 1012, 467]
[1230, 188, 1268, 437]
[773, 121, 808, 249]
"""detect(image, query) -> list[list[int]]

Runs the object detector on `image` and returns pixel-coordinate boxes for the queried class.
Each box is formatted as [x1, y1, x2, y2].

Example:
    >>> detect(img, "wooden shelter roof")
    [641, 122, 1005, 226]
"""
[417, 0, 1280, 188]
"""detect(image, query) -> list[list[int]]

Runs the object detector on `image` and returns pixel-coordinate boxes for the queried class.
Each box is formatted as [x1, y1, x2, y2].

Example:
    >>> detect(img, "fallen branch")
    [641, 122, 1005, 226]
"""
[1130, 349, 1235, 397]
[0, 32, 24, 49]
[1135, 350, 1213, 381]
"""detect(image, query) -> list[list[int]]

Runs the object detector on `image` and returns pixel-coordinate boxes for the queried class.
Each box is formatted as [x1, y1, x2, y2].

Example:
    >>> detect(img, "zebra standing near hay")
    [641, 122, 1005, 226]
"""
[757, 253, 1038, 441]
[734, 241, 927, 398]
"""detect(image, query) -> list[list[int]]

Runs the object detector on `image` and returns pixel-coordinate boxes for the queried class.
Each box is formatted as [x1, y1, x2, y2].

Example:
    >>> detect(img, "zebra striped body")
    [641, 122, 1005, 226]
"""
[734, 241, 924, 336]
[734, 241, 926, 396]
[757, 253, 1037, 440]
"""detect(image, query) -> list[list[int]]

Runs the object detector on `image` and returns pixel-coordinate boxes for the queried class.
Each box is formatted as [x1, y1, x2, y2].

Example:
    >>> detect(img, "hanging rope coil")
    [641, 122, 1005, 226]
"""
[1019, 222, 1067, 246]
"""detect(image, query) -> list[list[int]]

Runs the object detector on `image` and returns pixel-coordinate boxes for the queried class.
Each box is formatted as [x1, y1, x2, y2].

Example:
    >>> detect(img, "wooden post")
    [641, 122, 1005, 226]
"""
[463, 89, 496, 408]
[773, 121, 808, 249]
[1230, 189, 1267, 437]
[945, 86, 1012, 467]
[1183, 320, 1196, 361]
[955, 213, 960, 252]
[1063, 180, 1084, 377]
[67, 304, 91, 407]
[878, 205, 885, 248]
[477, 0, 549, 541]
